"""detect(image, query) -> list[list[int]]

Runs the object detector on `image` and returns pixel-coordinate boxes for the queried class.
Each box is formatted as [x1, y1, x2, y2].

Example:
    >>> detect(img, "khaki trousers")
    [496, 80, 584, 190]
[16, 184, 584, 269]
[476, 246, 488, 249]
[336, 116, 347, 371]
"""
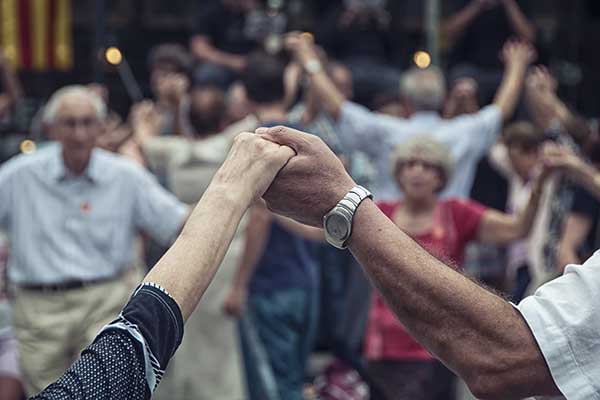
[12, 270, 139, 396]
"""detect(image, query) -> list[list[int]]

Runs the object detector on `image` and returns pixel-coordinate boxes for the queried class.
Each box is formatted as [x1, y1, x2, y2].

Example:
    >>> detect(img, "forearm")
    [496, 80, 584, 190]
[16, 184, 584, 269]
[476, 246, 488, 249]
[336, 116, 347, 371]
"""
[441, 2, 481, 44]
[307, 69, 346, 120]
[557, 242, 580, 272]
[513, 177, 544, 238]
[348, 200, 558, 398]
[494, 62, 528, 121]
[144, 183, 248, 321]
[231, 207, 271, 290]
[207, 49, 246, 72]
[567, 161, 600, 199]
[503, 0, 536, 42]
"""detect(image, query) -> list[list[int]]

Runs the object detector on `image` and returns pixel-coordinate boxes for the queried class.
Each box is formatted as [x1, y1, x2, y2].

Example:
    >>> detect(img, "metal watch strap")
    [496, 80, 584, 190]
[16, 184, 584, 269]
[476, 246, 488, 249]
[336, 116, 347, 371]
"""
[324, 185, 372, 249]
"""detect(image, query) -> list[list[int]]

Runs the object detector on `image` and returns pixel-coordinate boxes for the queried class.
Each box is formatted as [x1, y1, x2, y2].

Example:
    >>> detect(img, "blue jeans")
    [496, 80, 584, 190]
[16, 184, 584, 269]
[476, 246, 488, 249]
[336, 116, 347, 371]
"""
[239, 287, 319, 400]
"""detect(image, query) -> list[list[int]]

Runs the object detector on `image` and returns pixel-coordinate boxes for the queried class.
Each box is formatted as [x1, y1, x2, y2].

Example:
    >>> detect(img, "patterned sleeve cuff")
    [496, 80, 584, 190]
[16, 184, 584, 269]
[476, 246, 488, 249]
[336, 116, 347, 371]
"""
[99, 282, 184, 393]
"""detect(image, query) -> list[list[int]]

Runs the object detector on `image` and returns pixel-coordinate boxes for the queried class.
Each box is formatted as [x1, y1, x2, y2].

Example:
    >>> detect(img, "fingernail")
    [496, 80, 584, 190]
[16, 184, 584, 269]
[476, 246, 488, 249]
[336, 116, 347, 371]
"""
[255, 127, 269, 135]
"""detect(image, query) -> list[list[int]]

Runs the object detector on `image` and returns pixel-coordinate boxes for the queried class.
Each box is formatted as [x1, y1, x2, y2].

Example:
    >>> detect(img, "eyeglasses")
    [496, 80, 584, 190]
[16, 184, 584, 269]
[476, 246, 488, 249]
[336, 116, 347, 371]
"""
[56, 117, 100, 130]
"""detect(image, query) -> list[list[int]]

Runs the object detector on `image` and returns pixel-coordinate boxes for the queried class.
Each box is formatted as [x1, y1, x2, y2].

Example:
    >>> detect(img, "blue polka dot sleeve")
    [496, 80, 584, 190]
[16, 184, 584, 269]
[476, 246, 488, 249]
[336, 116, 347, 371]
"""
[31, 282, 184, 400]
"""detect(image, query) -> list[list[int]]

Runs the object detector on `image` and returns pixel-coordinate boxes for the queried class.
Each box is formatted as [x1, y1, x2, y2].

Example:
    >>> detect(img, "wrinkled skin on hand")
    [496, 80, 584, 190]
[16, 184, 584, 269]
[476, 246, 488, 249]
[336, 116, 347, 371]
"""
[258, 125, 356, 227]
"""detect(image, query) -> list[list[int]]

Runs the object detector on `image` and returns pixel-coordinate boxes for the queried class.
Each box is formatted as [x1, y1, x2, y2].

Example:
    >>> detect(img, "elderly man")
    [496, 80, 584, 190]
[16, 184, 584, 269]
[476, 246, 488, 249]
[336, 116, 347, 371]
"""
[285, 33, 536, 201]
[0, 85, 189, 395]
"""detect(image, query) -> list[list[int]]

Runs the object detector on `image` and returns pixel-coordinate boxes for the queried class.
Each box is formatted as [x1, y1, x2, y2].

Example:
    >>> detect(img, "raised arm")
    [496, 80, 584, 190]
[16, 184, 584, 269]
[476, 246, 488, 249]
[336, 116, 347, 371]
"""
[501, 0, 536, 42]
[542, 143, 600, 200]
[442, 0, 487, 47]
[557, 213, 592, 269]
[190, 35, 246, 72]
[493, 40, 536, 121]
[33, 133, 294, 399]
[145, 133, 294, 320]
[285, 33, 346, 119]
[476, 170, 546, 244]
[260, 125, 561, 399]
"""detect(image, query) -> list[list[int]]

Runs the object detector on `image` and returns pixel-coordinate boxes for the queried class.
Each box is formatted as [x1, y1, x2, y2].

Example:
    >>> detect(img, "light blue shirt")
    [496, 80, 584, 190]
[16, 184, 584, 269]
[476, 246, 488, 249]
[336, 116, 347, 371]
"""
[517, 250, 600, 399]
[338, 101, 503, 201]
[0, 143, 188, 285]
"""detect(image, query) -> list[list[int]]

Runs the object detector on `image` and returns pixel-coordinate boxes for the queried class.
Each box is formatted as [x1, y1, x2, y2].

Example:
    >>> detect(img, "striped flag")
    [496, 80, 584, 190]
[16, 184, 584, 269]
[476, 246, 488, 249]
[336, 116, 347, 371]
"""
[0, 0, 73, 71]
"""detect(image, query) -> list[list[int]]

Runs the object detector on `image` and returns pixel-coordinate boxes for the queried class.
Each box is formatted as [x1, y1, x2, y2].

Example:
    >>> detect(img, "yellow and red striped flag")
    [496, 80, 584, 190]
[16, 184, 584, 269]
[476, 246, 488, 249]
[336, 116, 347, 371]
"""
[1, 0, 73, 71]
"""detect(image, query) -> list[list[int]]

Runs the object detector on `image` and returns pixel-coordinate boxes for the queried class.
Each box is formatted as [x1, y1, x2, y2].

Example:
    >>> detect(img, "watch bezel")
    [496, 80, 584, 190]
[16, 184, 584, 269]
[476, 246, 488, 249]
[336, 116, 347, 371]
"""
[323, 206, 353, 249]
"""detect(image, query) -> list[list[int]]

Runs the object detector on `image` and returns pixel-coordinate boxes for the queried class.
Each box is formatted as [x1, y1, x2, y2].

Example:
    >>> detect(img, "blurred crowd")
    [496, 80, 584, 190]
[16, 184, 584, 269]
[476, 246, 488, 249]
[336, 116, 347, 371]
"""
[1, 0, 600, 399]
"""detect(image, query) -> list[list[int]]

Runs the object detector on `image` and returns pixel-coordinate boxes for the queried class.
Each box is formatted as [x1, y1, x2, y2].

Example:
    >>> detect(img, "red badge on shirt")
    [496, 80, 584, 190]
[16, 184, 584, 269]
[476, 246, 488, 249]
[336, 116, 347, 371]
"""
[80, 201, 91, 214]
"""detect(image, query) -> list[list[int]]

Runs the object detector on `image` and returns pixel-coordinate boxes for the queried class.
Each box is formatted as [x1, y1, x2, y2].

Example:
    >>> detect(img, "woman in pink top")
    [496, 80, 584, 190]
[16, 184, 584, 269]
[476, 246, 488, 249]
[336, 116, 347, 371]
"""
[365, 137, 550, 400]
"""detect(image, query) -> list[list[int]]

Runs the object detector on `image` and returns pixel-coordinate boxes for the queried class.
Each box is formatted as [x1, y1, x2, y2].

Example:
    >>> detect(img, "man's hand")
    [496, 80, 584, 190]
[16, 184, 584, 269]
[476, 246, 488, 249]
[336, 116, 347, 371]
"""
[284, 32, 320, 69]
[129, 100, 164, 141]
[257, 126, 356, 227]
[501, 40, 537, 69]
[540, 142, 586, 177]
[213, 131, 296, 206]
[157, 73, 189, 106]
[222, 287, 248, 317]
[526, 66, 557, 94]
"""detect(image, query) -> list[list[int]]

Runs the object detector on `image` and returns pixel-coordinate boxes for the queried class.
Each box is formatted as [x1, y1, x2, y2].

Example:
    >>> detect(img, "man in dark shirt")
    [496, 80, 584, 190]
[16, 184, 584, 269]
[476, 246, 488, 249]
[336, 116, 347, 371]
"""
[222, 51, 321, 400]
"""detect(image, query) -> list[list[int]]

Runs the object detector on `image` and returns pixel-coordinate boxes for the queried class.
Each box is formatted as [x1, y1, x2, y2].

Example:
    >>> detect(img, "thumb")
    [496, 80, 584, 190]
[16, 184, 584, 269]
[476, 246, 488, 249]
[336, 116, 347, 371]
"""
[255, 125, 312, 154]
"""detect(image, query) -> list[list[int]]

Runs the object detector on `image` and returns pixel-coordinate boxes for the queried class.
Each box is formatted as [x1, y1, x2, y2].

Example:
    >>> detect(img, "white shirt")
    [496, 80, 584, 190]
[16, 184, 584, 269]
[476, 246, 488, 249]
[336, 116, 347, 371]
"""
[337, 101, 503, 201]
[517, 250, 600, 399]
[0, 143, 189, 285]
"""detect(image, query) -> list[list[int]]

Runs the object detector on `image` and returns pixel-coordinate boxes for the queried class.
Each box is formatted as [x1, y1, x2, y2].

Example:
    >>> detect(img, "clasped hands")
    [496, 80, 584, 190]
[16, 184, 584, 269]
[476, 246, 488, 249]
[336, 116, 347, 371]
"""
[214, 126, 356, 227]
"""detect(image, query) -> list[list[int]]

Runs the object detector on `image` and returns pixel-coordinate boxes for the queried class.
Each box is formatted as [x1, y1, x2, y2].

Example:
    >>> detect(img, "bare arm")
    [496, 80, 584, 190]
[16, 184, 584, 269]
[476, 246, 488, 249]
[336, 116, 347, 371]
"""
[222, 202, 272, 316]
[231, 204, 272, 290]
[557, 213, 592, 270]
[542, 143, 600, 200]
[285, 33, 346, 119]
[477, 175, 544, 244]
[524, 66, 571, 131]
[493, 41, 536, 121]
[442, 1, 484, 47]
[190, 35, 246, 72]
[347, 200, 560, 399]
[259, 126, 561, 399]
[273, 214, 325, 242]
[502, 0, 536, 42]
[144, 132, 294, 321]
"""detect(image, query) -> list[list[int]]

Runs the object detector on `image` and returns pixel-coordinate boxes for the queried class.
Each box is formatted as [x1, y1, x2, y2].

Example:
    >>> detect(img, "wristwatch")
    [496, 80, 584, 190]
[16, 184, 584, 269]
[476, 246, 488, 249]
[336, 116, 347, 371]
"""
[304, 59, 323, 75]
[323, 186, 373, 249]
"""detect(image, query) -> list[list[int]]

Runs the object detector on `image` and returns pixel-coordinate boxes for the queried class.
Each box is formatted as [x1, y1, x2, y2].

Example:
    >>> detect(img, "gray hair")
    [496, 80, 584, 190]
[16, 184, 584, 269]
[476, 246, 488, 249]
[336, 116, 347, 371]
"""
[390, 135, 455, 191]
[42, 85, 107, 125]
[399, 66, 446, 112]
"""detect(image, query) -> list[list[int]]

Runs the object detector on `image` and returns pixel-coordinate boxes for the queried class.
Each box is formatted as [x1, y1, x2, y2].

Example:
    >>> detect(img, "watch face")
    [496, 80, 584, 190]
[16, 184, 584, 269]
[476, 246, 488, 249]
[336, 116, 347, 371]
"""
[325, 214, 350, 241]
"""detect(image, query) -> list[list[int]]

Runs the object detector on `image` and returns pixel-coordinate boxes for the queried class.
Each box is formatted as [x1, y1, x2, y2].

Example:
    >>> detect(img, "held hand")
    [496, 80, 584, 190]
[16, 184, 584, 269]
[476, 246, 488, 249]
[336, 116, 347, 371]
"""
[129, 100, 164, 139]
[540, 142, 585, 178]
[257, 126, 356, 227]
[213, 132, 296, 205]
[501, 40, 537, 68]
[222, 287, 248, 317]
[284, 32, 319, 67]
[526, 66, 557, 94]
[157, 73, 189, 105]
[473, 0, 499, 12]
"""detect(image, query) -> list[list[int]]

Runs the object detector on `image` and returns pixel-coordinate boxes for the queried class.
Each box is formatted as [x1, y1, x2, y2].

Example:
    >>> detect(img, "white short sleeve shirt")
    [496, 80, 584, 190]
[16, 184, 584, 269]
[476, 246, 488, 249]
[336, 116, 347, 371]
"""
[517, 250, 600, 399]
